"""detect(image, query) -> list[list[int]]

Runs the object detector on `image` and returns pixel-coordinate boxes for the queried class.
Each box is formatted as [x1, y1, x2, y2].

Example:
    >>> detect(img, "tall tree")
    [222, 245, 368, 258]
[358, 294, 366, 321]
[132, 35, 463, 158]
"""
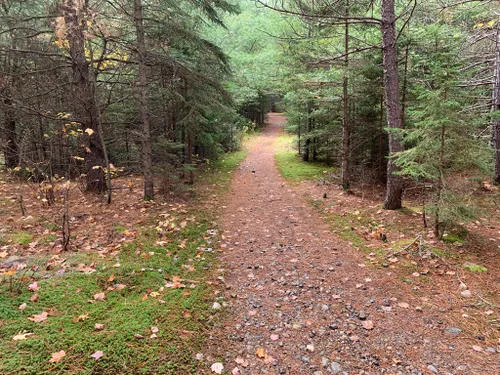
[134, 0, 154, 200]
[381, 0, 404, 209]
[341, 0, 351, 189]
[61, 0, 107, 192]
[492, 24, 500, 184]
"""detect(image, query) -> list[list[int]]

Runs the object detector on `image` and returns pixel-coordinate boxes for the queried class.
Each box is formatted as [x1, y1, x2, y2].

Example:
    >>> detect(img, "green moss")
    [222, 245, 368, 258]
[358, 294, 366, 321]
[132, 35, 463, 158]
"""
[8, 230, 33, 246]
[274, 133, 336, 184]
[463, 263, 488, 273]
[442, 233, 465, 244]
[0, 148, 245, 375]
[45, 223, 60, 231]
[114, 226, 128, 233]
[275, 153, 334, 184]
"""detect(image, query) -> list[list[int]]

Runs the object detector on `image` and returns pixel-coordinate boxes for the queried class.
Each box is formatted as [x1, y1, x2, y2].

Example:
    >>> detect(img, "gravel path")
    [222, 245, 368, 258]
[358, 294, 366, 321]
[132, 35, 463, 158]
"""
[214, 113, 497, 375]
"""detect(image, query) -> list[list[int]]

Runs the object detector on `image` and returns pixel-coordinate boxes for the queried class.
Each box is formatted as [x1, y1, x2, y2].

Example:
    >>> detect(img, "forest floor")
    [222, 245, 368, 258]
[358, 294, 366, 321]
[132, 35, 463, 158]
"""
[0, 114, 498, 375]
[207, 113, 499, 375]
[0, 151, 248, 374]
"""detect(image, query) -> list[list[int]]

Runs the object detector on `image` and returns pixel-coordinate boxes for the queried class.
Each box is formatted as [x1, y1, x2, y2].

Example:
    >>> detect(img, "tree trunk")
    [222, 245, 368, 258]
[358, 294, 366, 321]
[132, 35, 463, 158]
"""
[134, 0, 154, 200]
[493, 27, 500, 185]
[62, 0, 106, 192]
[3, 93, 18, 168]
[303, 102, 312, 162]
[341, 0, 350, 189]
[381, 0, 404, 210]
[186, 124, 194, 185]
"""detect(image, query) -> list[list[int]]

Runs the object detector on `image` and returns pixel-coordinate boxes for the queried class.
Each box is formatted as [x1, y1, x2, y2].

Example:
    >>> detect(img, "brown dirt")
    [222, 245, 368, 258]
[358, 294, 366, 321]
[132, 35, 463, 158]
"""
[212, 113, 499, 375]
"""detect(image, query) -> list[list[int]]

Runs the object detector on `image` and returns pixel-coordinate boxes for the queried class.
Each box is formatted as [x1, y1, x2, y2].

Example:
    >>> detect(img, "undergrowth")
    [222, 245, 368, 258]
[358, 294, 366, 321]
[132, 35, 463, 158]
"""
[274, 133, 336, 184]
[0, 150, 248, 375]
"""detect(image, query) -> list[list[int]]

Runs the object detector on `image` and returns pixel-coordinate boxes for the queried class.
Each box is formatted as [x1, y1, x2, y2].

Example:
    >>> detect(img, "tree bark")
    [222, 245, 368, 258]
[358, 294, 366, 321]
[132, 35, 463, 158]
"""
[134, 0, 154, 200]
[62, 0, 106, 192]
[493, 26, 500, 185]
[2, 91, 18, 168]
[341, 0, 350, 189]
[303, 102, 312, 162]
[381, 0, 404, 210]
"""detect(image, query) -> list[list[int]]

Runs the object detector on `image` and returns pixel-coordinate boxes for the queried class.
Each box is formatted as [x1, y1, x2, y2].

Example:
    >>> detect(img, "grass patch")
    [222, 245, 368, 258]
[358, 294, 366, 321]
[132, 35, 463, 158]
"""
[0, 149, 247, 375]
[463, 262, 488, 273]
[8, 230, 33, 246]
[442, 233, 466, 244]
[275, 133, 336, 184]
[113, 226, 128, 233]
[45, 223, 60, 232]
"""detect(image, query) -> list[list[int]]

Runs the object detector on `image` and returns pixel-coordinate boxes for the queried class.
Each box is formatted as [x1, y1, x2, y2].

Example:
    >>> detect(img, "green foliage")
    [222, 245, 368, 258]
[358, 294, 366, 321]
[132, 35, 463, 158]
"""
[0, 146, 245, 375]
[463, 263, 488, 273]
[9, 231, 33, 246]
[395, 24, 491, 236]
[275, 133, 336, 183]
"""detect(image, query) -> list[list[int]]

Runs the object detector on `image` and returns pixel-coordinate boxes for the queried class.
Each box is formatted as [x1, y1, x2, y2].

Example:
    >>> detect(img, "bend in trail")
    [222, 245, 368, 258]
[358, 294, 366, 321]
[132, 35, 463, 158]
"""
[213, 113, 495, 375]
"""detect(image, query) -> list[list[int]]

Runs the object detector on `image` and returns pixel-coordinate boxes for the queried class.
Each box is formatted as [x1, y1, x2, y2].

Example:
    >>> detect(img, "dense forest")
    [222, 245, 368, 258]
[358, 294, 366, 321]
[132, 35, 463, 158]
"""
[2, 0, 500, 236]
[1, 1, 500, 374]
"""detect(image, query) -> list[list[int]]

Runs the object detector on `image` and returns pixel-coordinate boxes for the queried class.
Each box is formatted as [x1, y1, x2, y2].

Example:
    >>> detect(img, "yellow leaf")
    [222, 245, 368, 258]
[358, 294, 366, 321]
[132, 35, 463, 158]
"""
[73, 156, 85, 161]
[85, 128, 94, 136]
[256, 347, 267, 358]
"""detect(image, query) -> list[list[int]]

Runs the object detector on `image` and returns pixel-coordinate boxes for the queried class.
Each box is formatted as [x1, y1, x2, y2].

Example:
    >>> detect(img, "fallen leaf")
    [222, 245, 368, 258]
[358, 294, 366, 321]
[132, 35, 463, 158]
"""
[13, 332, 34, 341]
[362, 320, 374, 330]
[108, 274, 115, 282]
[28, 311, 48, 322]
[232, 367, 240, 375]
[264, 355, 275, 364]
[256, 347, 267, 358]
[49, 350, 66, 363]
[472, 345, 483, 352]
[30, 293, 40, 302]
[398, 302, 410, 309]
[19, 303, 27, 311]
[93, 292, 105, 301]
[85, 128, 94, 136]
[235, 357, 249, 367]
[28, 282, 40, 291]
[91, 351, 104, 360]
[151, 327, 159, 333]
[74, 314, 88, 322]
[94, 323, 105, 330]
[211, 362, 224, 374]
[0, 251, 8, 258]
[182, 309, 192, 319]
[270, 334, 279, 341]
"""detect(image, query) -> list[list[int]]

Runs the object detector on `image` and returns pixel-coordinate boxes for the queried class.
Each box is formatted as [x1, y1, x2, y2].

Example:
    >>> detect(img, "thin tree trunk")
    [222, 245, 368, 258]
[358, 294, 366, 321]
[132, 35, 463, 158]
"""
[382, 0, 404, 210]
[493, 26, 500, 185]
[186, 124, 194, 185]
[341, 0, 350, 190]
[303, 102, 312, 162]
[401, 44, 410, 129]
[3, 92, 17, 168]
[134, 0, 154, 200]
[62, 0, 106, 192]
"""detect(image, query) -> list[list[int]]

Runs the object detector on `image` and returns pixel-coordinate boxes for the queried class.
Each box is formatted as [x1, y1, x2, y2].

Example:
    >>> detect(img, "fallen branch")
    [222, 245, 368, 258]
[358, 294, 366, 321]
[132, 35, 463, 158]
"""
[475, 293, 500, 309]
[387, 234, 423, 258]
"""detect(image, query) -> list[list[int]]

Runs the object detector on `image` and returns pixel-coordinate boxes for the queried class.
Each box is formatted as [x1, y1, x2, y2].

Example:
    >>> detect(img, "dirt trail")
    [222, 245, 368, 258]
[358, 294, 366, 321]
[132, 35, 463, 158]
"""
[215, 113, 497, 375]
